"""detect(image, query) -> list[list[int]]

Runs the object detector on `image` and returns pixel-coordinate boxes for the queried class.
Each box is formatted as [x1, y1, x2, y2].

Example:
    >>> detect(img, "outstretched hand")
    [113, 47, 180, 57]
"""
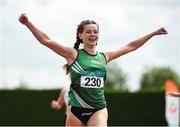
[18, 13, 29, 25]
[167, 92, 180, 97]
[154, 27, 168, 35]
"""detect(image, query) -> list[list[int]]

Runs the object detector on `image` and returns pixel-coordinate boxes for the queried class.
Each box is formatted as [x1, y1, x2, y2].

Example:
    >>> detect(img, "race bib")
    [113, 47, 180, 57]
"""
[81, 76, 104, 88]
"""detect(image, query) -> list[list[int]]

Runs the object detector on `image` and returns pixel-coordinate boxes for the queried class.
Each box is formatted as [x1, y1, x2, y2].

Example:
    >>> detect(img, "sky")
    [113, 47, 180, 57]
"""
[0, 0, 180, 91]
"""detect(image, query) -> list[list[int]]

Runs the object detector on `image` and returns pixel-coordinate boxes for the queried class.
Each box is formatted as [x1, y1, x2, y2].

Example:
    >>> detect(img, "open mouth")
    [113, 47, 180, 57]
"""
[88, 36, 97, 42]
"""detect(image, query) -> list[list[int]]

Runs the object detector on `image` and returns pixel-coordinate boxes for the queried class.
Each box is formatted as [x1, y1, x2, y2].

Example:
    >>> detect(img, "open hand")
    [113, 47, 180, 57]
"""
[18, 13, 29, 25]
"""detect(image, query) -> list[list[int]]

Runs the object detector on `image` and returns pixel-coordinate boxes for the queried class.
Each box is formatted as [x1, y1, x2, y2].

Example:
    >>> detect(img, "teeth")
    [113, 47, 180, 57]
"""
[89, 37, 96, 41]
[89, 38, 96, 41]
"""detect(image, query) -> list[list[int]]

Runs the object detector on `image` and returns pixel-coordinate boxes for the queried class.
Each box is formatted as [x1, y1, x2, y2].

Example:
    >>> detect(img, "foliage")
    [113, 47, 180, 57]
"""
[105, 62, 128, 91]
[0, 90, 167, 126]
[15, 78, 29, 90]
[139, 67, 180, 91]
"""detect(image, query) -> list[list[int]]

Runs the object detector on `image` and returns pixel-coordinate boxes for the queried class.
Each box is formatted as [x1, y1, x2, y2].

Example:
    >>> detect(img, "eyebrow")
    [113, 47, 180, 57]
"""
[85, 29, 98, 31]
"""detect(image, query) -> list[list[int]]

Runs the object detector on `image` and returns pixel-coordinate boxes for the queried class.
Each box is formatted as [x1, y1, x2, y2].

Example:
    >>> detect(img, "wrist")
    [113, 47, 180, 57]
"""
[151, 31, 157, 36]
[56, 100, 61, 104]
[24, 21, 31, 26]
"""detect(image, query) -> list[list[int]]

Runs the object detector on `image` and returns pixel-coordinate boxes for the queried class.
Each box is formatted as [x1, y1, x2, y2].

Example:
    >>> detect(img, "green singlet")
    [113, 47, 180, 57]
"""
[68, 49, 107, 109]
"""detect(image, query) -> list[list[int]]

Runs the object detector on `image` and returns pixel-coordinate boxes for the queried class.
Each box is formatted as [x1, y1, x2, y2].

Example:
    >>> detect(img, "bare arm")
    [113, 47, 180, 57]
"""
[51, 88, 66, 110]
[105, 27, 168, 62]
[18, 13, 76, 63]
[167, 92, 180, 97]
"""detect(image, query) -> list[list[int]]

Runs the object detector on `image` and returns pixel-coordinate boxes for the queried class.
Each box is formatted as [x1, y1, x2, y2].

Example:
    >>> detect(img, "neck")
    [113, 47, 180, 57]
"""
[83, 45, 97, 55]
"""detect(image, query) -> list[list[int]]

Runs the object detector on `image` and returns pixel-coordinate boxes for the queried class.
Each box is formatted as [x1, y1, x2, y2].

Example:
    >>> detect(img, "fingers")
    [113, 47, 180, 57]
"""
[157, 27, 167, 35]
[160, 27, 168, 34]
[154, 27, 168, 35]
[51, 100, 61, 110]
[18, 13, 28, 25]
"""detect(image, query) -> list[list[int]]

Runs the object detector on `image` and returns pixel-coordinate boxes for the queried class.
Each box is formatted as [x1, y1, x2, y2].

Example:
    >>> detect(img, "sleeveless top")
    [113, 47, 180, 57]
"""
[68, 49, 107, 109]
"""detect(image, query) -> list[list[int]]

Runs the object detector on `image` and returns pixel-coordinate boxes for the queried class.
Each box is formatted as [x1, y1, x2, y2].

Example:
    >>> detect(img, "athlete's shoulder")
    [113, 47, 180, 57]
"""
[99, 52, 108, 63]
[78, 48, 83, 51]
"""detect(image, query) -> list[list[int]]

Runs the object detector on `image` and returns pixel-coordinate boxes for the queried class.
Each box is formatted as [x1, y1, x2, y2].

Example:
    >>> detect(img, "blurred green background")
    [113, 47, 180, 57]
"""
[0, 65, 179, 126]
[0, 90, 167, 126]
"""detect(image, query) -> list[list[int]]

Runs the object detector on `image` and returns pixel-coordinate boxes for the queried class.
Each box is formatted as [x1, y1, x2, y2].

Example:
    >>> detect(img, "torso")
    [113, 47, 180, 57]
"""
[68, 49, 107, 109]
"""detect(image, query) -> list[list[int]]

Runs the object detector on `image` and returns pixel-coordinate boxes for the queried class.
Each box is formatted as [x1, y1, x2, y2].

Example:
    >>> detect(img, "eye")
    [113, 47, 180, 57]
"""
[94, 30, 98, 34]
[86, 31, 91, 34]
[85, 30, 98, 34]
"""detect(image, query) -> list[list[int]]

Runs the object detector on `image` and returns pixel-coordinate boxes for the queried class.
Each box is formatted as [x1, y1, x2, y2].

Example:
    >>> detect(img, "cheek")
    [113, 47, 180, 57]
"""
[84, 35, 90, 40]
[80, 33, 88, 39]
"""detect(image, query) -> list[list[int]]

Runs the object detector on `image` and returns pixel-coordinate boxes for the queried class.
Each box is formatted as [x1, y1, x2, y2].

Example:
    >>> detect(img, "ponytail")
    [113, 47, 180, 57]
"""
[63, 64, 69, 75]
[63, 29, 82, 75]
[73, 32, 81, 50]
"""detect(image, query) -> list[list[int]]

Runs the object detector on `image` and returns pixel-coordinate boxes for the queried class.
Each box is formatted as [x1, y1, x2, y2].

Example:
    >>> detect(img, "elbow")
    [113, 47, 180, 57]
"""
[127, 43, 139, 52]
[35, 33, 51, 46]
[130, 47, 138, 52]
[127, 46, 137, 52]
[39, 39, 51, 46]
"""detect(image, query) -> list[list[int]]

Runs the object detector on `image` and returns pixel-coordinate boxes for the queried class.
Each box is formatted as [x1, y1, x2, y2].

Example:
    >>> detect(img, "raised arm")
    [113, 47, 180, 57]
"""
[105, 27, 168, 62]
[18, 13, 77, 63]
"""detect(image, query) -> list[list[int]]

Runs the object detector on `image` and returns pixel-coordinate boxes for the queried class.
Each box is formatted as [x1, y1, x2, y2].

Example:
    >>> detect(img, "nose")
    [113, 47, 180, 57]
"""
[90, 32, 96, 36]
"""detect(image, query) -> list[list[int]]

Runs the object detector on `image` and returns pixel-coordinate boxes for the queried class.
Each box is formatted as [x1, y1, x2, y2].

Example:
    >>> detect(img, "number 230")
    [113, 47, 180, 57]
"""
[85, 77, 101, 87]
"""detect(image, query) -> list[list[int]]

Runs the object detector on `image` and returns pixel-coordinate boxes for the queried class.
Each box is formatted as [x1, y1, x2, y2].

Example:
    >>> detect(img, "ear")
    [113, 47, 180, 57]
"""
[78, 33, 82, 40]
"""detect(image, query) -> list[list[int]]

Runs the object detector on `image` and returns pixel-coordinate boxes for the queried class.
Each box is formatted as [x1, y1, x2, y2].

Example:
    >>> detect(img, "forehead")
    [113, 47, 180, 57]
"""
[83, 24, 98, 31]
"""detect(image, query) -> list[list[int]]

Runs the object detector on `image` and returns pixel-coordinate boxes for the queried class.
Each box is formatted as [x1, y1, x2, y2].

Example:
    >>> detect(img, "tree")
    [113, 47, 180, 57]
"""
[15, 77, 29, 90]
[139, 67, 180, 91]
[105, 62, 127, 91]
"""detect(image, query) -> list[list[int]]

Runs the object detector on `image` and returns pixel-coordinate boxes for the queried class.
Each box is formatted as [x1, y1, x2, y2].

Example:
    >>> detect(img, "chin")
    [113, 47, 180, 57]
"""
[91, 41, 98, 45]
[90, 43, 97, 46]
